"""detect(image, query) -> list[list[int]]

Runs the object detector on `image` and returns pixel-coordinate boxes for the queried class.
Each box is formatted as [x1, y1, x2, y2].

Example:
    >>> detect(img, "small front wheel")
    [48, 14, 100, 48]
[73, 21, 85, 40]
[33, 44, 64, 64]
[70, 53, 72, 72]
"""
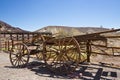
[9, 43, 30, 68]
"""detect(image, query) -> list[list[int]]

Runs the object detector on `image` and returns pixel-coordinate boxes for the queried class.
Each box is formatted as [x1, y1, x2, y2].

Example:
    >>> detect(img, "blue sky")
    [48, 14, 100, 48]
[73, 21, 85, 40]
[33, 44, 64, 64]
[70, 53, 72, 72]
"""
[0, 0, 120, 31]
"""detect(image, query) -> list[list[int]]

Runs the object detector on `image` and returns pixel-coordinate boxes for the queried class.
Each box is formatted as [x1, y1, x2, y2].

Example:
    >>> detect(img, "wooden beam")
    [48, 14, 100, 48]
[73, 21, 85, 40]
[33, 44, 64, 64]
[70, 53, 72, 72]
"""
[92, 52, 120, 56]
[86, 40, 91, 62]
[91, 44, 120, 49]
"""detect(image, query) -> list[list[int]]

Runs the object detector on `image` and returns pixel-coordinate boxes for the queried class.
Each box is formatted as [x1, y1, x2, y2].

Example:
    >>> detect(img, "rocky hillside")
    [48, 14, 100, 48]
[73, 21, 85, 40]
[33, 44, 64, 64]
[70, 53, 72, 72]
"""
[35, 26, 110, 36]
[0, 20, 29, 33]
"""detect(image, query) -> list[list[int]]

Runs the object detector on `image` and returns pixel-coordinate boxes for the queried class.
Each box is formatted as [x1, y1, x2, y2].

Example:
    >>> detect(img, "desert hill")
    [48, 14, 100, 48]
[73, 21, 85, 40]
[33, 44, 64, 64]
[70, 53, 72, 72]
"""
[35, 26, 110, 36]
[0, 20, 29, 33]
[0, 20, 117, 37]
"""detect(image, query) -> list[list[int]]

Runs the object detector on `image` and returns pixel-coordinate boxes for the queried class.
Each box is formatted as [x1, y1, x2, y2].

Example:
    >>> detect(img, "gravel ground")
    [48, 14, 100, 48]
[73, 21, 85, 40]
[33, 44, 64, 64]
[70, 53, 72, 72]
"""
[0, 51, 120, 80]
[0, 51, 54, 80]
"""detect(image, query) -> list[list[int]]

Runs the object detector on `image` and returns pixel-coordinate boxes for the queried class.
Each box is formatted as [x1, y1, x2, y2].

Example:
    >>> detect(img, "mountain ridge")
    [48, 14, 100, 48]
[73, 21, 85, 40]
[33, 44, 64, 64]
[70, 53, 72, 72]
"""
[0, 20, 29, 33]
[35, 26, 110, 36]
[0, 20, 112, 36]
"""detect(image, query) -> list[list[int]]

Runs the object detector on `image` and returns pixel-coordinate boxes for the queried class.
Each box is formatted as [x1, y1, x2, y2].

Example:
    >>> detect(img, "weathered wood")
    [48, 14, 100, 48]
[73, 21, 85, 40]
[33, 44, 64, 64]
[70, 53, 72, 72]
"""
[92, 44, 120, 49]
[0, 32, 52, 35]
[22, 34, 24, 43]
[0, 32, 52, 51]
[86, 40, 91, 62]
[104, 35, 120, 38]
[1, 28, 120, 70]
[74, 28, 120, 42]
[92, 52, 120, 56]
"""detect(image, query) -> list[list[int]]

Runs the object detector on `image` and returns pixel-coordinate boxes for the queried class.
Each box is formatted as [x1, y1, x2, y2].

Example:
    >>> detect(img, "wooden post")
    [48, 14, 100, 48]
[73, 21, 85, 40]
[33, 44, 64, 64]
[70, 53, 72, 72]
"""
[0, 25, 2, 51]
[32, 33, 35, 44]
[86, 40, 91, 62]
[22, 33, 24, 43]
[10, 34, 14, 51]
[8, 40, 9, 51]
[4, 34, 6, 51]
[17, 34, 19, 41]
[27, 33, 30, 43]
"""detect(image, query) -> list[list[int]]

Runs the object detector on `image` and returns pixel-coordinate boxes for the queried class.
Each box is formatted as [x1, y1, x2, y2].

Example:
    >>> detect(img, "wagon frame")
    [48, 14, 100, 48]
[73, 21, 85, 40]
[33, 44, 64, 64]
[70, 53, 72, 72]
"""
[9, 34, 84, 74]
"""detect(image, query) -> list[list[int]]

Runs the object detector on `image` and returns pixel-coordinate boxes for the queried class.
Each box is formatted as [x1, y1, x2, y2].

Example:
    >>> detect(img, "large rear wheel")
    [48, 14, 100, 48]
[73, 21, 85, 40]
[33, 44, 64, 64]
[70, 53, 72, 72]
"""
[45, 37, 81, 74]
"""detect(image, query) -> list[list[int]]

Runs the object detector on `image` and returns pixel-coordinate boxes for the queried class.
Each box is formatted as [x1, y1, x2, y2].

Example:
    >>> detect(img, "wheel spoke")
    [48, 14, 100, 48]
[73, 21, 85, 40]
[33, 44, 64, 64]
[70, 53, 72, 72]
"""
[12, 58, 18, 63]
[18, 60, 20, 67]
[50, 55, 58, 66]
[14, 58, 18, 66]
[66, 38, 73, 46]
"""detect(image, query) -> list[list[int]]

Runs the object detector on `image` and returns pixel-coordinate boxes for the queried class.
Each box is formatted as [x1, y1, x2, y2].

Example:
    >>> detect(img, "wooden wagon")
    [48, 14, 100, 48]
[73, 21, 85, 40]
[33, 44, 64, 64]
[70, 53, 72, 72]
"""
[9, 29, 120, 74]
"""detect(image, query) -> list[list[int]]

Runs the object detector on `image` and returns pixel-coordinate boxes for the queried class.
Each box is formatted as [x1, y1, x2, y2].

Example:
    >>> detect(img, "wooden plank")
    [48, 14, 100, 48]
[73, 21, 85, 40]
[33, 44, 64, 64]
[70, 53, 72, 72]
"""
[92, 52, 120, 56]
[92, 44, 120, 49]
[104, 36, 120, 38]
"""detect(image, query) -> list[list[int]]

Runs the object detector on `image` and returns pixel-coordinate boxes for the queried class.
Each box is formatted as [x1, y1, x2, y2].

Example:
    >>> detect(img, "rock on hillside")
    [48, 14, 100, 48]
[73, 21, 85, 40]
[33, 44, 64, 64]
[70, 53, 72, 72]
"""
[35, 26, 110, 36]
[0, 20, 29, 33]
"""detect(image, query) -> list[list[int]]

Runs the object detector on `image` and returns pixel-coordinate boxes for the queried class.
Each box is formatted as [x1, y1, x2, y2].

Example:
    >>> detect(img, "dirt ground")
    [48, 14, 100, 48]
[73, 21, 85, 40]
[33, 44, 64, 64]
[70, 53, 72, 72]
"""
[0, 51, 120, 80]
[91, 54, 120, 68]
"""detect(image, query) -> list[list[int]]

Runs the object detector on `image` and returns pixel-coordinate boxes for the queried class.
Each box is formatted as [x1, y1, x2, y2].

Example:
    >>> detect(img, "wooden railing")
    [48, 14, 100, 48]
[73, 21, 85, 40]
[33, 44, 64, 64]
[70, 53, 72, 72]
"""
[0, 32, 52, 51]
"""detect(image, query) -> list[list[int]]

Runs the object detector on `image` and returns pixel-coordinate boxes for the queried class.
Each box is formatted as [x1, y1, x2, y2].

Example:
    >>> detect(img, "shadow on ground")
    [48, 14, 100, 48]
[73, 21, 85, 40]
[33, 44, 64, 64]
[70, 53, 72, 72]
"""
[5, 61, 119, 80]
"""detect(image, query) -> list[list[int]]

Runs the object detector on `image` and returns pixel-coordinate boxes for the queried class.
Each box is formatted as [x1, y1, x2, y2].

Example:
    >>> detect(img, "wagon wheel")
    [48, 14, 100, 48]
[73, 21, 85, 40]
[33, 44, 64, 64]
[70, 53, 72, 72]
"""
[45, 37, 81, 74]
[76, 42, 87, 63]
[35, 35, 48, 60]
[10, 43, 30, 68]
[36, 45, 43, 60]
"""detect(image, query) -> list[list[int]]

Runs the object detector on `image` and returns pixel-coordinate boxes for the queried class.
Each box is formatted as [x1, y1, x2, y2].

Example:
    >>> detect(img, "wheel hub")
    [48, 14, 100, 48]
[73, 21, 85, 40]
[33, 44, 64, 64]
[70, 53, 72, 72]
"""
[16, 53, 22, 60]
